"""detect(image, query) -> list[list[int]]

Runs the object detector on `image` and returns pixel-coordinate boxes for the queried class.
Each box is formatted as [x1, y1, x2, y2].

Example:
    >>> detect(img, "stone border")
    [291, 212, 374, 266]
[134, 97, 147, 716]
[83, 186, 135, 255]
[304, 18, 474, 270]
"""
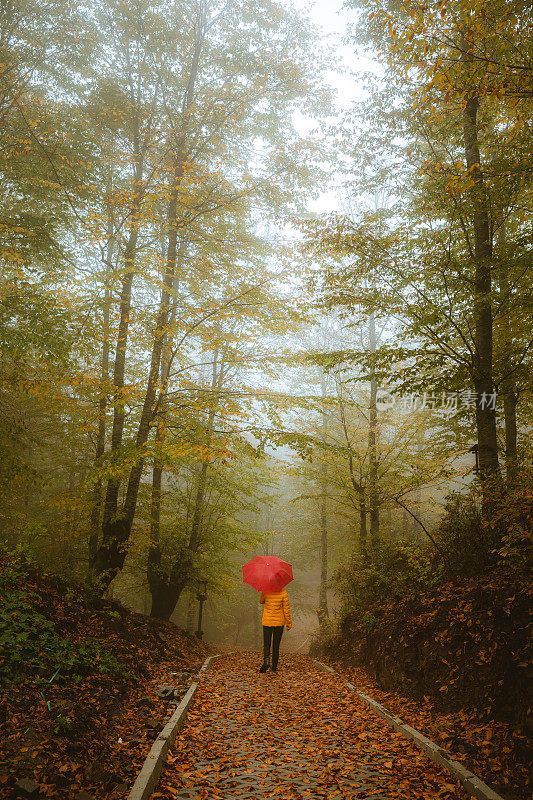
[127, 654, 220, 800]
[314, 660, 505, 800]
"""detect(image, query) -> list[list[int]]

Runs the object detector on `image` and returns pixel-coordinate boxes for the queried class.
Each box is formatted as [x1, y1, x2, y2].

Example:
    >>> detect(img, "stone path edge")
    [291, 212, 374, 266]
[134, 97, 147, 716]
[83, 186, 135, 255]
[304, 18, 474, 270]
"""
[313, 659, 505, 800]
[126, 654, 221, 800]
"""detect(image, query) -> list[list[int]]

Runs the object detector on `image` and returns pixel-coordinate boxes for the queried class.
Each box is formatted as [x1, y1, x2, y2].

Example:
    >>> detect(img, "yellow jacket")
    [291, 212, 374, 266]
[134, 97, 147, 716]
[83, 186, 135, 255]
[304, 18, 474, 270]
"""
[260, 589, 291, 627]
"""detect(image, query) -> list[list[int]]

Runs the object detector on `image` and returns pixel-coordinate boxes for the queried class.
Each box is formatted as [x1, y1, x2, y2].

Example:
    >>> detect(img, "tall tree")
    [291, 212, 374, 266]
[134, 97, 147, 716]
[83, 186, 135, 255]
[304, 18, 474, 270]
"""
[89, 0, 327, 590]
[314, 0, 533, 514]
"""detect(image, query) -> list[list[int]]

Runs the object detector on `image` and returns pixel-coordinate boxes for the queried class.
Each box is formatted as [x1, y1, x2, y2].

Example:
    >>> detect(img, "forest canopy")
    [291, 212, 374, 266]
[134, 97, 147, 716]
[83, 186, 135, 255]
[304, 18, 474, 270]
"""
[0, 0, 531, 636]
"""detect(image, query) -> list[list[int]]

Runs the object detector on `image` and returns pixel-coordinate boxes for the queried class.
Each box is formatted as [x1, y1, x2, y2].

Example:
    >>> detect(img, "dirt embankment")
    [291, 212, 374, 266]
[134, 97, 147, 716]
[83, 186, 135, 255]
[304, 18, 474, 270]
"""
[314, 569, 532, 800]
[0, 557, 211, 799]
[317, 569, 532, 727]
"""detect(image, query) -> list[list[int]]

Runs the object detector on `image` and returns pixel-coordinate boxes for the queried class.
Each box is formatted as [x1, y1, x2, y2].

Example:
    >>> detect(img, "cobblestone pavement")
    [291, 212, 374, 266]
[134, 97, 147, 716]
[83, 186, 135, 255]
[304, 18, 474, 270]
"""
[158, 652, 466, 800]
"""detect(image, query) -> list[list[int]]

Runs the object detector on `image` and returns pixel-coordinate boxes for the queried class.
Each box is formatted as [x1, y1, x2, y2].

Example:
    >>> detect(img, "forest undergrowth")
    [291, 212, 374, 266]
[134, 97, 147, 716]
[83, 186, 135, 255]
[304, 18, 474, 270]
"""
[0, 553, 210, 800]
[318, 566, 531, 800]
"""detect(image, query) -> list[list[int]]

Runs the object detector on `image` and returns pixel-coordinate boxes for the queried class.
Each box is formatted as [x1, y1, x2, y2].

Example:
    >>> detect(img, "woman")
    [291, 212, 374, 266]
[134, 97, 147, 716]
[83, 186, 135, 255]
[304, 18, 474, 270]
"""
[258, 588, 291, 672]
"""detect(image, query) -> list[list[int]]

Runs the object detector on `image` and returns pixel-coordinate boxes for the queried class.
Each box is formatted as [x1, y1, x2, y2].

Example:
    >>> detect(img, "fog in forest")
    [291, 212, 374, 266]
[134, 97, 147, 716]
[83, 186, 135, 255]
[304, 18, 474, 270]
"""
[1, 0, 531, 654]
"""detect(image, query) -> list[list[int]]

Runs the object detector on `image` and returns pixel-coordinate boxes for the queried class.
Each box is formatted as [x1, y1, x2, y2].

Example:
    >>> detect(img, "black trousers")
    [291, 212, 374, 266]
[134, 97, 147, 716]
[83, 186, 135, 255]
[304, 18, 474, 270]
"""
[263, 625, 284, 669]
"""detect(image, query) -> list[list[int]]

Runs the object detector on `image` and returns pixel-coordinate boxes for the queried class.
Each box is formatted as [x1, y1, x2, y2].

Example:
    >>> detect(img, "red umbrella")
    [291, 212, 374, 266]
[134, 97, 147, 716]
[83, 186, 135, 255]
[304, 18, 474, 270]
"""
[242, 556, 293, 592]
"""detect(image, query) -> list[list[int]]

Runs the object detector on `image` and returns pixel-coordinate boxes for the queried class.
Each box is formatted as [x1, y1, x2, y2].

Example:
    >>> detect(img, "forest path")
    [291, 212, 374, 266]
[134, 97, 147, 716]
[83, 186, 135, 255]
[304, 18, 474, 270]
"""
[155, 652, 466, 800]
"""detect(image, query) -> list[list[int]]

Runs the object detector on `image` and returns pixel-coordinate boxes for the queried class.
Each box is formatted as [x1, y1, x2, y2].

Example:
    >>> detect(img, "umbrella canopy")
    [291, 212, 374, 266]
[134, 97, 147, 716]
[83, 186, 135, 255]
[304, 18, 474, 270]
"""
[242, 556, 293, 592]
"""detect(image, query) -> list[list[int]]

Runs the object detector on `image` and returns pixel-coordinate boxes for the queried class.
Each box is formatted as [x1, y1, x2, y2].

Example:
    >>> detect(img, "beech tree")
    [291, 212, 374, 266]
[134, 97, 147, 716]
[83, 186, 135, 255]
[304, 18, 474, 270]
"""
[86, 0, 327, 589]
[308, 0, 533, 516]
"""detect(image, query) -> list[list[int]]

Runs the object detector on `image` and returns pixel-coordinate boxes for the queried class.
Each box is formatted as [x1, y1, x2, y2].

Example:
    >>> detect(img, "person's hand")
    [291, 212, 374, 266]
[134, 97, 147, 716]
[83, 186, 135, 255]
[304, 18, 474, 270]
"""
[286, 624, 291, 630]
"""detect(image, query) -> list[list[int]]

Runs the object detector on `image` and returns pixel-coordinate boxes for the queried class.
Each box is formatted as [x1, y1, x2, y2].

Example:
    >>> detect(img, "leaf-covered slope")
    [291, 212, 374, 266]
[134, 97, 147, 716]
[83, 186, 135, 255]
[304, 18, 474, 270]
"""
[315, 569, 532, 799]
[0, 553, 210, 799]
[319, 569, 531, 726]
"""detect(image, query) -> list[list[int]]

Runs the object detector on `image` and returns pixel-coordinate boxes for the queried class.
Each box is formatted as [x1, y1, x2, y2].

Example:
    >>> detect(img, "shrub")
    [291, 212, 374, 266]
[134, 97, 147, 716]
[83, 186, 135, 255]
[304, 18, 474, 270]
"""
[0, 554, 133, 685]
[333, 474, 532, 619]
[334, 540, 439, 614]
[434, 491, 500, 576]
[361, 611, 377, 634]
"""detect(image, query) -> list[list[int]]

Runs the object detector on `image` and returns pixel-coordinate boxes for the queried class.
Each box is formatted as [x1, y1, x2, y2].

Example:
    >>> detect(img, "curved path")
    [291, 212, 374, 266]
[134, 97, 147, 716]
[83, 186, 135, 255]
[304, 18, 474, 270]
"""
[156, 652, 465, 800]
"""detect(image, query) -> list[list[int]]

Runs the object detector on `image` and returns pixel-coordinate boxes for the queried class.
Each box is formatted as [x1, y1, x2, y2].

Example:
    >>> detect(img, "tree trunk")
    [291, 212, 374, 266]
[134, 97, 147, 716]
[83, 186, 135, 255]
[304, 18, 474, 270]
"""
[150, 588, 179, 621]
[462, 83, 500, 506]
[411, 439, 423, 536]
[385, 504, 392, 535]
[503, 391, 518, 482]
[94, 20, 205, 590]
[338, 376, 368, 563]
[149, 255, 184, 549]
[187, 351, 220, 555]
[495, 244, 519, 484]
[102, 160, 144, 529]
[367, 313, 380, 547]
[94, 176, 179, 587]
[147, 544, 182, 620]
[359, 500, 367, 554]
[234, 616, 243, 646]
[88, 203, 114, 562]
[149, 349, 222, 618]
[318, 479, 329, 626]
[318, 370, 329, 629]
[147, 251, 185, 613]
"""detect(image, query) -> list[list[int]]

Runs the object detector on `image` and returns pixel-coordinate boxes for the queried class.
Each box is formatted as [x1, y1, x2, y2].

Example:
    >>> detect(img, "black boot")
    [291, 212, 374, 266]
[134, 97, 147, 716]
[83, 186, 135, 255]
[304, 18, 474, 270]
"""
[259, 662, 270, 673]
